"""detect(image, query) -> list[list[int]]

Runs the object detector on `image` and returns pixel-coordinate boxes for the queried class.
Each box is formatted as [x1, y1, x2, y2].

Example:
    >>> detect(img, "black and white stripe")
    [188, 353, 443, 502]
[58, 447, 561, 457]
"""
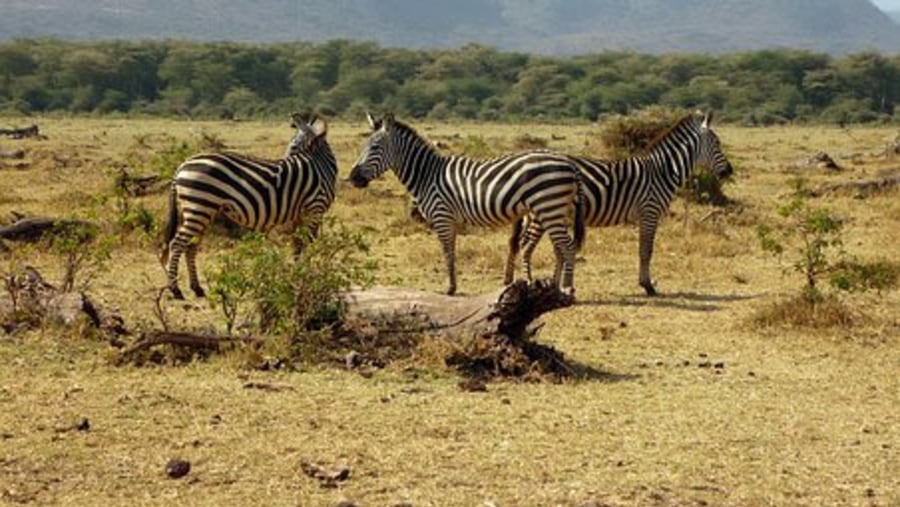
[506, 112, 733, 296]
[160, 112, 338, 299]
[350, 113, 584, 295]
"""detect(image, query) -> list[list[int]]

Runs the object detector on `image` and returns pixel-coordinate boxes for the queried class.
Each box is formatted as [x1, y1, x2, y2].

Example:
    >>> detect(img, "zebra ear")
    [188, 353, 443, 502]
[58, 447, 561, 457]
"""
[701, 111, 714, 129]
[290, 112, 303, 129]
[383, 113, 395, 128]
[310, 115, 328, 137]
[366, 112, 378, 131]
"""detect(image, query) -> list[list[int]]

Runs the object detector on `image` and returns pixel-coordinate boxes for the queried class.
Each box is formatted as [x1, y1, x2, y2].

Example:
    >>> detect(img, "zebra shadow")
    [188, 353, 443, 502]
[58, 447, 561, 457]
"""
[577, 291, 759, 312]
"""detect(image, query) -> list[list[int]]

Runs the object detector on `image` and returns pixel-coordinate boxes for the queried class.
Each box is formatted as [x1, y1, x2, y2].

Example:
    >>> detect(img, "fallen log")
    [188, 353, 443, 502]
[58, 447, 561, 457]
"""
[340, 279, 573, 341]
[339, 279, 579, 379]
[0, 124, 42, 139]
[0, 217, 95, 242]
[810, 170, 900, 198]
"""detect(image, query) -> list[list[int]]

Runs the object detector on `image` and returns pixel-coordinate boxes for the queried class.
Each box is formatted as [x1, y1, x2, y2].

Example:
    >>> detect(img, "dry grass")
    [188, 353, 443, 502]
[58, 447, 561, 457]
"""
[1, 117, 899, 506]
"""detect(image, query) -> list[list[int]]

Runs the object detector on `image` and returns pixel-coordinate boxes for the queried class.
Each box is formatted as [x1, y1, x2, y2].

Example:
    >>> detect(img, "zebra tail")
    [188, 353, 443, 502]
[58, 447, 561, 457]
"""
[159, 183, 178, 268]
[573, 180, 586, 252]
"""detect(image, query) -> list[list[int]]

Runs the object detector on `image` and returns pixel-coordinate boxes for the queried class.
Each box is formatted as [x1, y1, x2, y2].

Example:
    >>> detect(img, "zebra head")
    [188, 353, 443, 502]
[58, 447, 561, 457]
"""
[696, 111, 734, 180]
[349, 112, 396, 188]
[284, 111, 328, 158]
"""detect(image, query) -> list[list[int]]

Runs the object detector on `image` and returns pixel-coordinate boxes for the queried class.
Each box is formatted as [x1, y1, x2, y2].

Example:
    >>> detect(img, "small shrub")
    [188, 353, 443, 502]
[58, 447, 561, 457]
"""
[752, 189, 888, 329]
[45, 221, 115, 293]
[829, 260, 900, 293]
[111, 170, 157, 237]
[205, 218, 376, 344]
[757, 191, 845, 301]
[599, 106, 686, 159]
[753, 292, 854, 329]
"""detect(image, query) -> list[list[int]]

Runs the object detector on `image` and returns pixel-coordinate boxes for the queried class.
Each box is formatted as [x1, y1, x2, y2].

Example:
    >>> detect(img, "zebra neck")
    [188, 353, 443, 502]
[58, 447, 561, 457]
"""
[644, 130, 698, 188]
[392, 142, 445, 196]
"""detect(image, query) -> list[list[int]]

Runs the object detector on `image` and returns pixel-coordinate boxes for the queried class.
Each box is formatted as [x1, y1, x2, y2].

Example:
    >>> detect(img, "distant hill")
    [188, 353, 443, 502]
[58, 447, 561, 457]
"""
[2, 0, 900, 54]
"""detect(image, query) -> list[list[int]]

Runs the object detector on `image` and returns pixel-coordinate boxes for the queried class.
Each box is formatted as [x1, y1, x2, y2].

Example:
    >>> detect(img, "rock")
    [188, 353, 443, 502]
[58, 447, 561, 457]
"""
[165, 458, 191, 479]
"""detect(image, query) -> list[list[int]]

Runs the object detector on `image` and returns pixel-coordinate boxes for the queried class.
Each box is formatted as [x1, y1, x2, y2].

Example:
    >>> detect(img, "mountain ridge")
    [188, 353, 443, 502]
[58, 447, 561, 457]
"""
[2, 0, 899, 55]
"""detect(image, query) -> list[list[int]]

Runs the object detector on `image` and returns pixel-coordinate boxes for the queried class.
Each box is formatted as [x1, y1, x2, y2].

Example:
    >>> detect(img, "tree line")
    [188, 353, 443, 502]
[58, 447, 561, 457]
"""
[1, 38, 899, 124]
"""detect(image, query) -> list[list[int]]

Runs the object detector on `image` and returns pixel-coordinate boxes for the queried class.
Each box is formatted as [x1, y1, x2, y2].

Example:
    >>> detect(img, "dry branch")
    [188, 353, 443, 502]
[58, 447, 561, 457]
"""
[116, 167, 169, 196]
[115, 331, 263, 365]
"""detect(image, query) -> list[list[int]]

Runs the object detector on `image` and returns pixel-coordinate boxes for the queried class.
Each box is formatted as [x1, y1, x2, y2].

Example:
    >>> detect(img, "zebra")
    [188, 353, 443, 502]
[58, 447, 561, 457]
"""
[505, 111, 733, 296]
[159, 112, 338, 299]
[349, 113, 585, 296]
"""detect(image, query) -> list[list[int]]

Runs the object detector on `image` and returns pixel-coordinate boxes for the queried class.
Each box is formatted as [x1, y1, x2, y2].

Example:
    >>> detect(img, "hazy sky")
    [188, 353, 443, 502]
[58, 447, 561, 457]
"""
[873, 0, 900, 10]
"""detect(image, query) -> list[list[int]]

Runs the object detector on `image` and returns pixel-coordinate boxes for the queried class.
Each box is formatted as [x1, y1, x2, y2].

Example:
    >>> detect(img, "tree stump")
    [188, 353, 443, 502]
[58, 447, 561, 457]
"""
[1, 267, 125, 335]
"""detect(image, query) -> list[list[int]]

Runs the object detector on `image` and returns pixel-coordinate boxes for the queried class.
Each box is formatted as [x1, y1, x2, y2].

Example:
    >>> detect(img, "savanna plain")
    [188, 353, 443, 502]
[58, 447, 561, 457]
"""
[0, 116, 898, 506]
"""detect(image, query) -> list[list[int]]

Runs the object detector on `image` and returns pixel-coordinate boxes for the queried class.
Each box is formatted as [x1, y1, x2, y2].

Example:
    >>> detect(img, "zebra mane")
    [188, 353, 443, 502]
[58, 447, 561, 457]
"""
[639, 114, 700, 156]
[388, 119, 443, 158]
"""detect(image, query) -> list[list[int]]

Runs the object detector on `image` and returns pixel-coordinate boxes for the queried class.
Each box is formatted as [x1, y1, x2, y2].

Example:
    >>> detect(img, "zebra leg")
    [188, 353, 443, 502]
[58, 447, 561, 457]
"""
[638, 214, 660, 297]
[432, 219, 458, 296]
[186, 243, 205, 298]
[504, 220, 524, 285]
[521, 221, 545, 283]
[546, 224, 576, 295]
[165, 240, 186, 300]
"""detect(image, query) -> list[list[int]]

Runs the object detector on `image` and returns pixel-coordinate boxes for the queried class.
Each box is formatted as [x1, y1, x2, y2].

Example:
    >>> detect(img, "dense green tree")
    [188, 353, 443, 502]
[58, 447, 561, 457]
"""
[1, 39, 899, 123]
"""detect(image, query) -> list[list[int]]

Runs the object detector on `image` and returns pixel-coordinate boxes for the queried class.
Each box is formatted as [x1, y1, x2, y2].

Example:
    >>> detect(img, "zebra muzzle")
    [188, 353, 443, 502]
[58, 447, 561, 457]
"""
[348, 166, 371, 188]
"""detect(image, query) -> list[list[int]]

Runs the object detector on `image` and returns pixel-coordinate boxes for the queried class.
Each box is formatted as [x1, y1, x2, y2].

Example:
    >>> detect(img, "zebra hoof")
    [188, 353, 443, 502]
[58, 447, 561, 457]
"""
[170, 286, 185, 300]
[446, 286, 457, 296]
[642, 283, 658, 297]
[191, 285, 206, 298]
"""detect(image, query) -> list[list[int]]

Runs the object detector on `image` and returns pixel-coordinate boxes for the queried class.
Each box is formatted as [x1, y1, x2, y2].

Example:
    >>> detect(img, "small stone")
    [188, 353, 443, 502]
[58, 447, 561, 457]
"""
[165, 458, 191, 479]
[75, 417, 90, 431]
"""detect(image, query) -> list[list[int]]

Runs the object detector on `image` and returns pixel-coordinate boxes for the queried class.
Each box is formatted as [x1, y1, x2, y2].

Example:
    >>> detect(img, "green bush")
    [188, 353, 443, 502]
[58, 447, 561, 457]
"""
[205, 218, 375, 341]
[757, 191, 845, 302]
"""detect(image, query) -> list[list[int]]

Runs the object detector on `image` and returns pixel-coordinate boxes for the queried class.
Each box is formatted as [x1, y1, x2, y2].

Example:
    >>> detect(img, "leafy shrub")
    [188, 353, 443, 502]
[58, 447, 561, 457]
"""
[44, 221, 115, 292]
[751, 188, 888, 328]
[757, 191, 845, 301]
[205, 218, 375, 341]
[829, 260, 900, 293]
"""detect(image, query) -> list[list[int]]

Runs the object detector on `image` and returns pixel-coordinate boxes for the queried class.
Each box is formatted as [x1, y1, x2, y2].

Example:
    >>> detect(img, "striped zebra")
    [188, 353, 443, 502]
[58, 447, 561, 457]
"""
[349, 113, 585, 295]
[506, 112, 733, 296]
[159, 112, 338, 299]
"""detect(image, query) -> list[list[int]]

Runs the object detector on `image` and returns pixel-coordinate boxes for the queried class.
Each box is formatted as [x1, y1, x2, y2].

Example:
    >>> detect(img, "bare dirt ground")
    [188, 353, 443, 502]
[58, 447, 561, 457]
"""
[0, 117, 898, 506]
